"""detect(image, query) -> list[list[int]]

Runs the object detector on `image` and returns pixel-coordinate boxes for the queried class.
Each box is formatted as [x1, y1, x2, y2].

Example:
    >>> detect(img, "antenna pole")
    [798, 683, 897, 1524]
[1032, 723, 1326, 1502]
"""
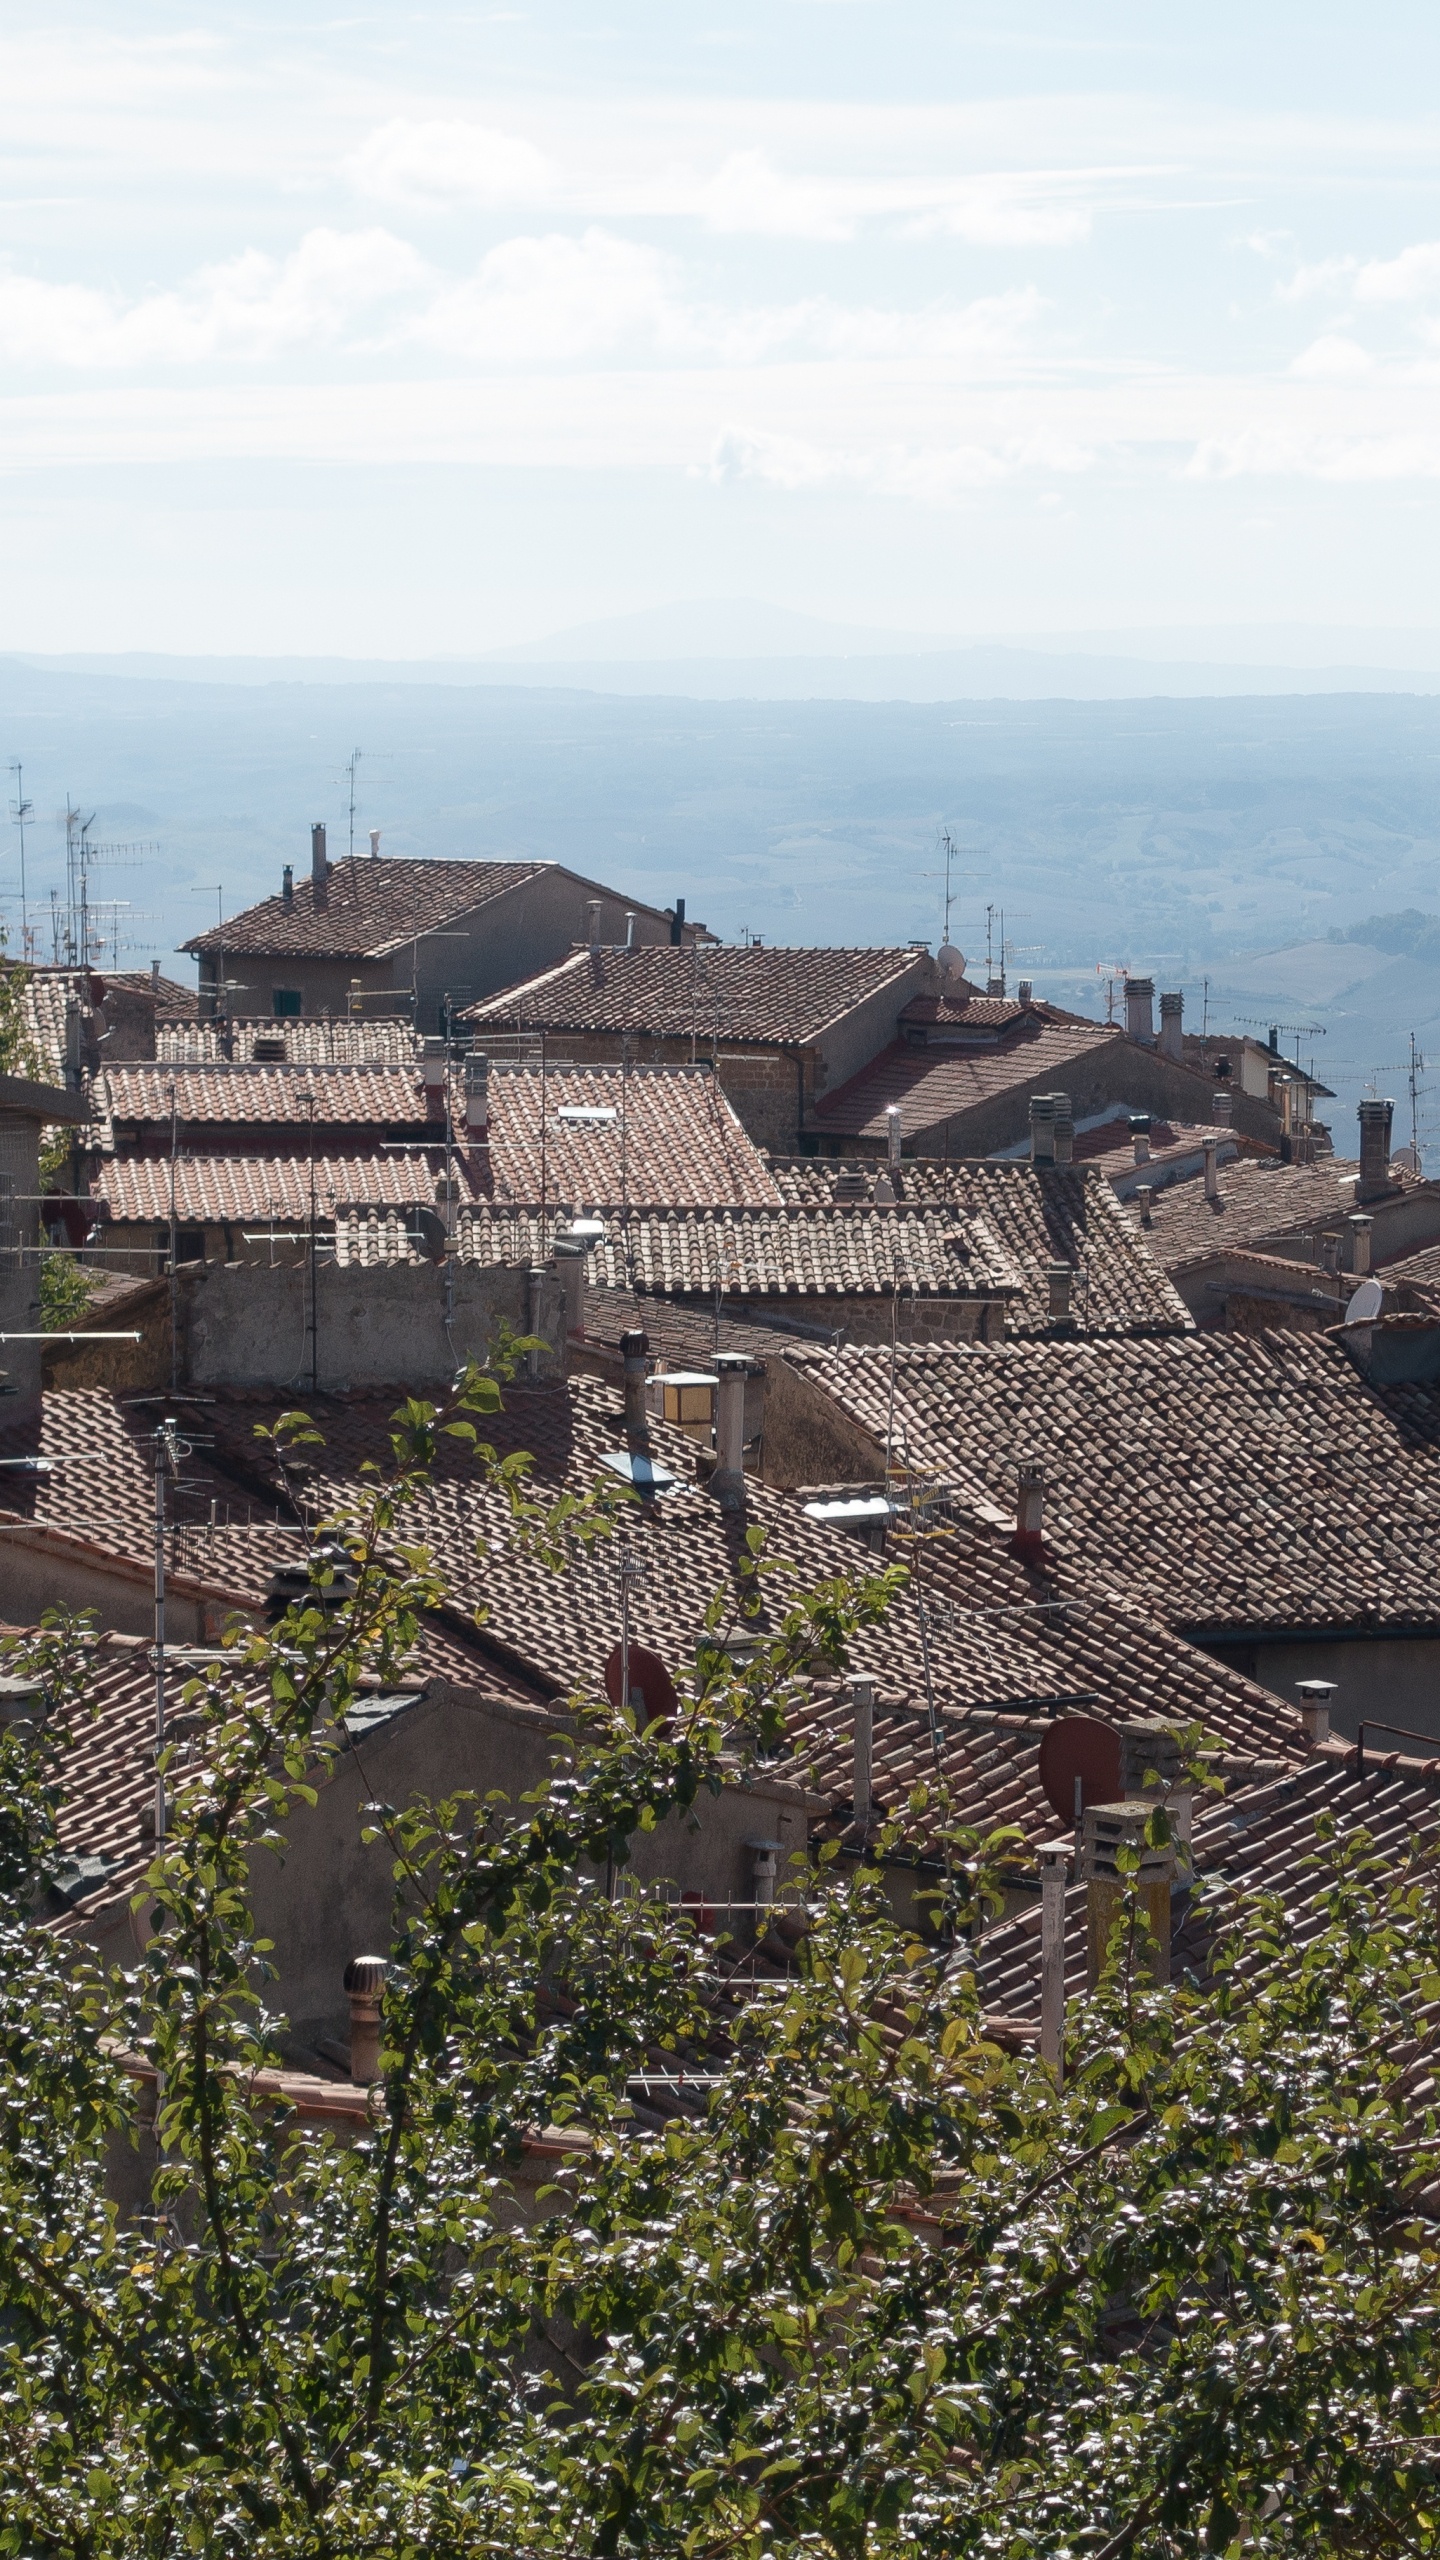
[153, 1423, 170, 1845]
[7, 764, 32, 956]
[168, 1080, 179, 1395]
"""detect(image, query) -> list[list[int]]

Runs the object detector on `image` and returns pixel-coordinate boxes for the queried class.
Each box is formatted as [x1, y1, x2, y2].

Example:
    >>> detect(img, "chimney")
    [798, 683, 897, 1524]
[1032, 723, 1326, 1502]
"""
[1046, 1263, 1073, 1326]
[1038, 1841, 1070, 2079]
[281, 865, 294, 909]
[1268, 1025, 1280, 1056]
[885, 1104, 902, 1168]
[343, 1955, 386, 2084]
[1125, 976, 1155, 1043]
[526, 1266, 547, 1380]
[1357, 1099, 1395, 1202]
[749, 1840, 780, 1907]
[554, 1236, 587, 1342]
[1158, 990, 1183, 1060]
[621, 1327, 650, 1448]
[624, 909, 636, 948]
[311, 821, 328, 908]
[368, 828, 381, 859]
[1017, 978, 1033, 1004]
[464, 1053, 489, 1141]
[1014, 1462, 1045, 1553]
[1203, 1138, 1219, 1201]
[1130, 1112, 1152, 1165]
[1083, 1802, 1175, 1989]
[851, 1673, 875, 1833]
[1211, 1087, 1232, 1126]
[1135, 1183, 1155, 1226]
[1346, 1212, 1373, 1275]
[586, 899, 602, 948]
[669, 896, 686, 947]
[1029, 1093, 1056, 1165]
[421, 1036, 446, 1118]
[1277, 1075, 1294, 1140]
[1052, 1093, 1074, 1165]
[711, 1352, 749, 1511]
[872, 1168, 895, 1206]
[1295, 1679, 1336, 1747]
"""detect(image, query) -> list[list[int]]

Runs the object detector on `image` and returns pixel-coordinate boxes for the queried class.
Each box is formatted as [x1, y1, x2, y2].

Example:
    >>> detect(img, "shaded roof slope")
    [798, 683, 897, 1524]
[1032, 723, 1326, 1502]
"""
[782, 1327, 1440, 1640]
[465, 943, 926, 1046]
[812, 1019, 1120, 1141]
[184, 858, 548, 961]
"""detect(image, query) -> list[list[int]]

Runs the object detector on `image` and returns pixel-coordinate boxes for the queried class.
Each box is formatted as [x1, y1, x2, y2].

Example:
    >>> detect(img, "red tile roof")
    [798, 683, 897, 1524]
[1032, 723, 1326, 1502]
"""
[95, 1061, 432, 1136]
[155, 1018, 419, 1066]
[481, 1065, 781, 1208]
[811, 1020, 1121, 1141]
[465, 943, 927, 1047]
[95, 1152, 471, 1225]
[454, 1202, 1027, 1304]
[898, 987, 1095, 1033]
[0, 1393, 278, 1608]
[183, 857, 549, 961]
[1135, 1157, 1379, 1268]
[764, 1162, 1191, 1338]
[782, 1327, 1440, 1640]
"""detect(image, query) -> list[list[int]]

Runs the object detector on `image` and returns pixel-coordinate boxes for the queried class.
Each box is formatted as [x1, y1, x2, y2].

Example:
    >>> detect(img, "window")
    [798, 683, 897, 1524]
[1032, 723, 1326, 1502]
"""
[272, 989, 302, 1018]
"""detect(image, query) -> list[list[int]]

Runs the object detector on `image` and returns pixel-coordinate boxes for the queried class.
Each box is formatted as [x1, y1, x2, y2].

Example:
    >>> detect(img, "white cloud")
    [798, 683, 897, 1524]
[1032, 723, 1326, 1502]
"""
[1354, 240, 1440, 303]
[1185, 427, 1440, 481]
[410, 229, 682, 364]
[344, 118, 557, 210]
[1274, 254, 1358, 302]
[901, 182, 1092, 248]
[1289, 333, 1373, 377]
[0, 229, 426, 368]
[705, 421, 1092, 503]
[697, 151, 858, 241]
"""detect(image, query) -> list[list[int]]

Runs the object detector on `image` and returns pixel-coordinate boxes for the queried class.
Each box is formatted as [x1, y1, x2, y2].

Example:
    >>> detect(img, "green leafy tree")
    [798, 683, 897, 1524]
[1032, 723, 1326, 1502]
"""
[0, 1364, 1438, 2556]
[38, 1250, 96, 1331]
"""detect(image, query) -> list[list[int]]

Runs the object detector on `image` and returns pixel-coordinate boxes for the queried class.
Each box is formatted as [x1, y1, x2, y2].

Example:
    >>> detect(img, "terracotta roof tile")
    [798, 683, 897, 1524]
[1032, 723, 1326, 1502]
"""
[96, 1061, 431, 1136]
[781, 1328, 1440, 1639]
[184, 858, 549, 960]
[155, 1018, 418, 1066]
[95, 1152, 470, 1225]
[478, 1065, 781, 1209]
[811, 1021, 1122, 1140]
[465, 943, 927, 1047]
[1135, 1156, 1404, 1269]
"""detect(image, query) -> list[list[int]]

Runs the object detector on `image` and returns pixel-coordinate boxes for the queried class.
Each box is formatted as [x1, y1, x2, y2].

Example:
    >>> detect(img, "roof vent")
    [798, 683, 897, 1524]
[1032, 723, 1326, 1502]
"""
[368, 828, 381, 859]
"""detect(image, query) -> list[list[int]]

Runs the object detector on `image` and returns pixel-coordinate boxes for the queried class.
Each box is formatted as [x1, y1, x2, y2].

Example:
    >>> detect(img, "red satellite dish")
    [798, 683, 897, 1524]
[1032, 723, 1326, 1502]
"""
[604, 1641, 679, 1730]
[1038, 1717, 1122, 1826]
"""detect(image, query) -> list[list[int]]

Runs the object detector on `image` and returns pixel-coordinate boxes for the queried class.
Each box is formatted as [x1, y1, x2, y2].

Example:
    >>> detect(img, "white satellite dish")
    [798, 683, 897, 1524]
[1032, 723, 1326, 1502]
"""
[937, 943, 966, 979]
[1344, 1277, 1383, 1326]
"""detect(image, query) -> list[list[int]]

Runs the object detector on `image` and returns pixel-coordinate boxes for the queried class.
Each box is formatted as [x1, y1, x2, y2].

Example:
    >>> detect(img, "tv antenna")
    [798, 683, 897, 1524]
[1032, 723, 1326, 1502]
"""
[1408, 1031, 1426, 1172]
[7, 763, 32, 956]
[919, 828, 981, 951]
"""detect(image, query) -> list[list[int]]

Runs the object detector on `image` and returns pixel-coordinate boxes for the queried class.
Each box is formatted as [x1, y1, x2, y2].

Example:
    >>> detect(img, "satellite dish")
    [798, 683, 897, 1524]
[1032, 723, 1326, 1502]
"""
[937, 942, 966, 979]
[1038, 1717, 1122, 1827]
[1344, 1277, 1384, 1326]
[603, 1640, 679, 1730]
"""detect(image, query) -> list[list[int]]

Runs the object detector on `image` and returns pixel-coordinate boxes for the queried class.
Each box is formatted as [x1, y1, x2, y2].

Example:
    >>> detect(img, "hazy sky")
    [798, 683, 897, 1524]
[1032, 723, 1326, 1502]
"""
[6, 4, 1440, 654]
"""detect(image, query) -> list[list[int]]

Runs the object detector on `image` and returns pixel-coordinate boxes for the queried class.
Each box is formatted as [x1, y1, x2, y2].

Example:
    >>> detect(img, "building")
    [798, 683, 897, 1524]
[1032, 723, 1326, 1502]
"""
[182, 844, 696, 1032]
[770, 1320, 1440, 1736]
[0, 1070, 87, 1422]
[465, 942, 936, 1151]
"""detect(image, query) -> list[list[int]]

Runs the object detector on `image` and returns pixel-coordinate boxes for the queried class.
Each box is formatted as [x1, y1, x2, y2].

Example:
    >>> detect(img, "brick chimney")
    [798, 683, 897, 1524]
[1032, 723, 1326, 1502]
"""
[1357, 1099, 1395, 1202]
[621, 1327, 650, 1448]
[1346, 1212, 1372, 1275]
[1014, 1462, 1046, 1553]
[1125, 977, 1155, 1043]
[311, 821, 328, 908]
[1046, 1263, 1074, 1326]
[1158, 990, 1183, 1060]
[344, 1955, 386, 2084]
[1120, 1719, 1190, 1858]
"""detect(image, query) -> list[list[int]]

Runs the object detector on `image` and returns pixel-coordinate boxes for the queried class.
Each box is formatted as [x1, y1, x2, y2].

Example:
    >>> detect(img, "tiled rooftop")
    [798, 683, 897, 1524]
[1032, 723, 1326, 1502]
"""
[465, 943, 927, 1047]
[183, 858, 548, 960]
[897, 985, 1095, 1035]
[155, 1017, 419, 1066]
[975, 1749, 1440, 2023]
[0, 1392, 280, 1607]
[94, 1150, 472, 1225]
[763, 1161, 1192, 1338]
[810, 1018, 1122, 1141]
[94, 1061, 433, 1140]
[782, 1328, 1440, 1639]
[186, 1372, 1306, 1841]
[1135, 1156, 1388, 1268]
[458, 1201, 1028, 1304]
[479, 1065, 782, 1209]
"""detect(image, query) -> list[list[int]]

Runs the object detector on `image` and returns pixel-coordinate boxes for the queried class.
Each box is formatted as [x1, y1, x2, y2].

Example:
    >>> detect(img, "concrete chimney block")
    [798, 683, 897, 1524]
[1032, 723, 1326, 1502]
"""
[310, 822, 328, 909]
[1203, 1138, 1219, 1201]
[1083, 1802, 1175, 1989]
[1346, 1212, 1373, 1276]
[1037, 1841, 1071, 2077]
[1052, 1093, 1074, 1165]
[1046, 1263, 1074, 1326]
[851, 1674, 875, 1834]
[1015, 1462, 1046, 1550]
[711, 1353, 750, 1511]
[1125, 977, 1155, 1044]
[344, 1954, 386, 2085]
[1130, 1112, 1152, 1165]
[586, 899, 602, 948]
[1158, 990, 1183, 1060]
[1357, 1099, 1395, 1203]
[621, 1327, 651, 1448]
[1135, 1183, 1155, 1226]
[1029, 1093, 1057, 1165]
[1296, 1679, 1336, 1747]
[885, 1105, 902, 1168]
[1211, 1087, 1233, 1126]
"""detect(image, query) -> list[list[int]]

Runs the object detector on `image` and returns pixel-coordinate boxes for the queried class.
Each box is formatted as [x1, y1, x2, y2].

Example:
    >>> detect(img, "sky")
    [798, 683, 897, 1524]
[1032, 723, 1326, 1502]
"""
[7, 4, 1440, 654]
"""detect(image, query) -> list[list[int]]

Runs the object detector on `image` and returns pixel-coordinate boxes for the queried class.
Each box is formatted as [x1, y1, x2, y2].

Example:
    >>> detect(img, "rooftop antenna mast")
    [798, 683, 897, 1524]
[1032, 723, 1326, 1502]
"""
[340, 749, 362, 863]
[7, 764, 32, 957]
[1410, 1031, 1426, 1171]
